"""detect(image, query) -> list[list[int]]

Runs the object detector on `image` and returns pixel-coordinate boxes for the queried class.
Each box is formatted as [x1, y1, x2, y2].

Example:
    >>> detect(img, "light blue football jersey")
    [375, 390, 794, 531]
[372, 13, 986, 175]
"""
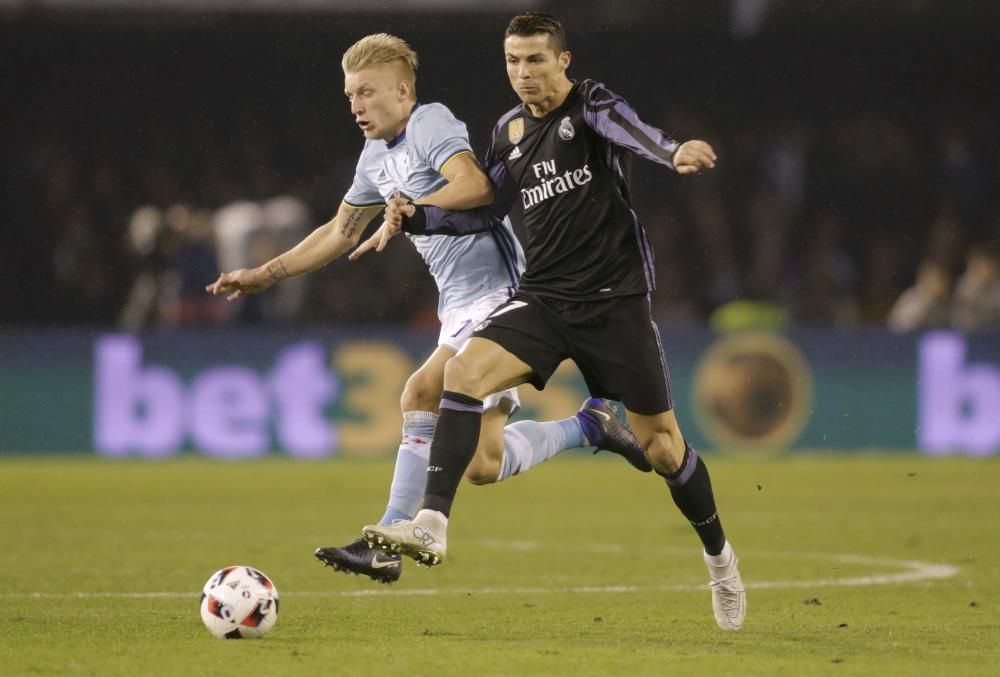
[343, 103, 524, 316]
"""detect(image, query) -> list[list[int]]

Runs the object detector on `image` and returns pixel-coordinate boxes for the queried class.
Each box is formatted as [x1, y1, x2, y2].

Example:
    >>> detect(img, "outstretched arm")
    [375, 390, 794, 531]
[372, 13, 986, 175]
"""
[582, 81, 716, 174]
[206, 202, 383, 300]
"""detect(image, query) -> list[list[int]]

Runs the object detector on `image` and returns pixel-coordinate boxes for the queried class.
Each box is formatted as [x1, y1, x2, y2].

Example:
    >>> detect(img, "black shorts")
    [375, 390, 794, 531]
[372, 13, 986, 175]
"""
[473, 290, 674, 416]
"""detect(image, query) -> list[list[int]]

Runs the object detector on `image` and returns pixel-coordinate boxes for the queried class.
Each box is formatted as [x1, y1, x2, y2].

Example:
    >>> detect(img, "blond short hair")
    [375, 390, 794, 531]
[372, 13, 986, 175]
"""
[342, 34, 419, 91]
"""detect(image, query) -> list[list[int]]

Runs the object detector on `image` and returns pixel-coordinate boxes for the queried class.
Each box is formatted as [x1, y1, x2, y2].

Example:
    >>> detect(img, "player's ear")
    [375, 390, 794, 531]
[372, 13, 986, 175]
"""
[558, 50, 571, 72]
[398, 79, 410, 100]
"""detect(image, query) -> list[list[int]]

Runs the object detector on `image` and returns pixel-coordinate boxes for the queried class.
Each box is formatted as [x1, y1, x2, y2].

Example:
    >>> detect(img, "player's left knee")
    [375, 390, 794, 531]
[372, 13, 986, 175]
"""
[442, 354, 488, 399]
[643, 429, 685, 474]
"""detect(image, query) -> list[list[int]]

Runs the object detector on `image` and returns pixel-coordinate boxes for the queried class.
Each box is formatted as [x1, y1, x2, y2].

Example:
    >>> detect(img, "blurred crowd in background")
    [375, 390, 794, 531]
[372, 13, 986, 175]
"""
[5, 3, 999, 331]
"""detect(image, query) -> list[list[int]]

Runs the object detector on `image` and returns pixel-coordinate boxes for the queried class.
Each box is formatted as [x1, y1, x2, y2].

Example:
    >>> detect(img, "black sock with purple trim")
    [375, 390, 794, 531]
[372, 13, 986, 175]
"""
[659, 442, 726, 556]
[422, 390, 484, 518]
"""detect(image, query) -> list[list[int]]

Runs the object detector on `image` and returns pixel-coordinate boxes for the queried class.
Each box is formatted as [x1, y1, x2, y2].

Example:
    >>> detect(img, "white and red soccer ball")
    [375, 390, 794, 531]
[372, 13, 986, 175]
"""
[199, 566, 279, 639]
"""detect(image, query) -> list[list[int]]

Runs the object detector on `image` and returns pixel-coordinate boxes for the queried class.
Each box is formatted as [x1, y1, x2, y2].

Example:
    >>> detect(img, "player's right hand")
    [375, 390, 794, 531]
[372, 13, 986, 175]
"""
[205, 269, 271, 301]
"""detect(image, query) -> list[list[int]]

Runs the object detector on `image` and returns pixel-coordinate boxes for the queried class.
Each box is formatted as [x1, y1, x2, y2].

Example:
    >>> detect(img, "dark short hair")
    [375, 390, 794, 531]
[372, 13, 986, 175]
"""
[505, 12, 568, 55]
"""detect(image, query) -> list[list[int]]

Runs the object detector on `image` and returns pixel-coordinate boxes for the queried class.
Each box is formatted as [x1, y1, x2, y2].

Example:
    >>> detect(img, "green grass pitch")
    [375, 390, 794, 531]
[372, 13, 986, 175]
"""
[1, 454, 998, 676]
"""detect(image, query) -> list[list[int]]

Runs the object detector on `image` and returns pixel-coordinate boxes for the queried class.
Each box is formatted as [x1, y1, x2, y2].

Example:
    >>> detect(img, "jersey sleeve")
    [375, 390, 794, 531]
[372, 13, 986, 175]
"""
[406, 205, 501, 237]
[581, 81, 681, 170]
[342, 145, 385, 207]
[408, 104, 474, 174]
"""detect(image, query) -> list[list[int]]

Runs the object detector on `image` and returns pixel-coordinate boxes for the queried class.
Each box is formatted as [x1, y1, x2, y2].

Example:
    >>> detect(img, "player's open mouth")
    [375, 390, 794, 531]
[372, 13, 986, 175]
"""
[357, 120, 373, 132]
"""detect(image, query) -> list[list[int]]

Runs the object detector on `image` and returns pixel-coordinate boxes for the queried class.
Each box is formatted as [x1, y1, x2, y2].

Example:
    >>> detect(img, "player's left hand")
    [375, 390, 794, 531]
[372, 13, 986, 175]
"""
[673, 140, 717, 174]
[349, 221, 400, 260]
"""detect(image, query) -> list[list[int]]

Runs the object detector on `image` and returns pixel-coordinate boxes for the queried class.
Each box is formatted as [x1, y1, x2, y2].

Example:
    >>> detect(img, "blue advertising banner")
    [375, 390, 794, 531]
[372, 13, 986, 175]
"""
[1, 328, 998, 456]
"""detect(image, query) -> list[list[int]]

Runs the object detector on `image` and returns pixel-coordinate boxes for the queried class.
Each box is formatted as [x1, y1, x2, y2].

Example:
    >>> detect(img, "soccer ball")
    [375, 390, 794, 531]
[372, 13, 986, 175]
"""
[199, 566, 279, 639]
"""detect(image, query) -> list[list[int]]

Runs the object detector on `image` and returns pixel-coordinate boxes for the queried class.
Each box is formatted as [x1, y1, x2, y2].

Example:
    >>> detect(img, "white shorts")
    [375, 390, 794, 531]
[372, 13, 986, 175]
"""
[438, 289, 520, 414]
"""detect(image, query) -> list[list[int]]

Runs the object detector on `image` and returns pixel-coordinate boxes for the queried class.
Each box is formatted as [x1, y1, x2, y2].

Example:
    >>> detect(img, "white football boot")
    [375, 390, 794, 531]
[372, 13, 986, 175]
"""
[704, 541, 746, 631]
[362, 509, 448, 566]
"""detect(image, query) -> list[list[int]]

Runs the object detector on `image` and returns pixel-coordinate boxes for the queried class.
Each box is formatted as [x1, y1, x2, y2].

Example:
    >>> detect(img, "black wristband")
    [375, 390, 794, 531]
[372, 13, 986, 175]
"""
[401, 203, 427, 235]
[669, 142, 683, 170]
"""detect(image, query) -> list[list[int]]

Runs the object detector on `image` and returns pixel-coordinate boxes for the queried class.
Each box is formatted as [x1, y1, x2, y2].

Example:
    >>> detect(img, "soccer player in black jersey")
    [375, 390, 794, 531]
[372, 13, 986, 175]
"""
[363, 12, 745, 631]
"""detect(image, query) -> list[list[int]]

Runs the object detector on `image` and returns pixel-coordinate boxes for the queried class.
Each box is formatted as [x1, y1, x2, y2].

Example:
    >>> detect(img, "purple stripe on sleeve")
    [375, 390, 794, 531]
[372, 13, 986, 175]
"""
[583, 82, 680, 169]
[607, 106, 677, 163]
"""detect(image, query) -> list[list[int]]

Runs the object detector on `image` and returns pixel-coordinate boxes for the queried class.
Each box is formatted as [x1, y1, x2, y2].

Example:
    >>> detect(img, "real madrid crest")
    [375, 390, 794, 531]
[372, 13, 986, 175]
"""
[558, 116, 575, 141]
[508, 118, 524, 144]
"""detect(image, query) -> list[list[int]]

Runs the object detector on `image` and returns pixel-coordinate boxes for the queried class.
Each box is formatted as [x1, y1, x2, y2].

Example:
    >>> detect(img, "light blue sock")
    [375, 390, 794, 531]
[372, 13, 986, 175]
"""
[379, 411, 437, 525]
[381, 505, 412, 524]
[497, 417, 584, 481]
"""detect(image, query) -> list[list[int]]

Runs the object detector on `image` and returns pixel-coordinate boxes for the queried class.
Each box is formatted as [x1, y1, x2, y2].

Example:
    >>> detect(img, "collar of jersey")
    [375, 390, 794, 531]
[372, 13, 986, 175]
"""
[386, 102, 421, 149]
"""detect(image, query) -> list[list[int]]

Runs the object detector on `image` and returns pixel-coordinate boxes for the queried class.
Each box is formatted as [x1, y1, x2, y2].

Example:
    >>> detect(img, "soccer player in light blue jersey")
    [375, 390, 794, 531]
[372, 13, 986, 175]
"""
[207, 33, 649, 583]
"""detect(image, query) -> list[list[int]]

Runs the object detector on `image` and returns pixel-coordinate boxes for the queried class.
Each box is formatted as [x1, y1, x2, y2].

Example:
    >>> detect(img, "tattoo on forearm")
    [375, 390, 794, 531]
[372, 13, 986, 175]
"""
[266, 259, 289, 282]
[340, 208, 367, 239]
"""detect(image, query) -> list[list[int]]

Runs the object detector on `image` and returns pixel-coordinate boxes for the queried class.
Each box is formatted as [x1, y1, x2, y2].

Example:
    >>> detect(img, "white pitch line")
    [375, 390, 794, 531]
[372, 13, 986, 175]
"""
[1, 544, 958, 600]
